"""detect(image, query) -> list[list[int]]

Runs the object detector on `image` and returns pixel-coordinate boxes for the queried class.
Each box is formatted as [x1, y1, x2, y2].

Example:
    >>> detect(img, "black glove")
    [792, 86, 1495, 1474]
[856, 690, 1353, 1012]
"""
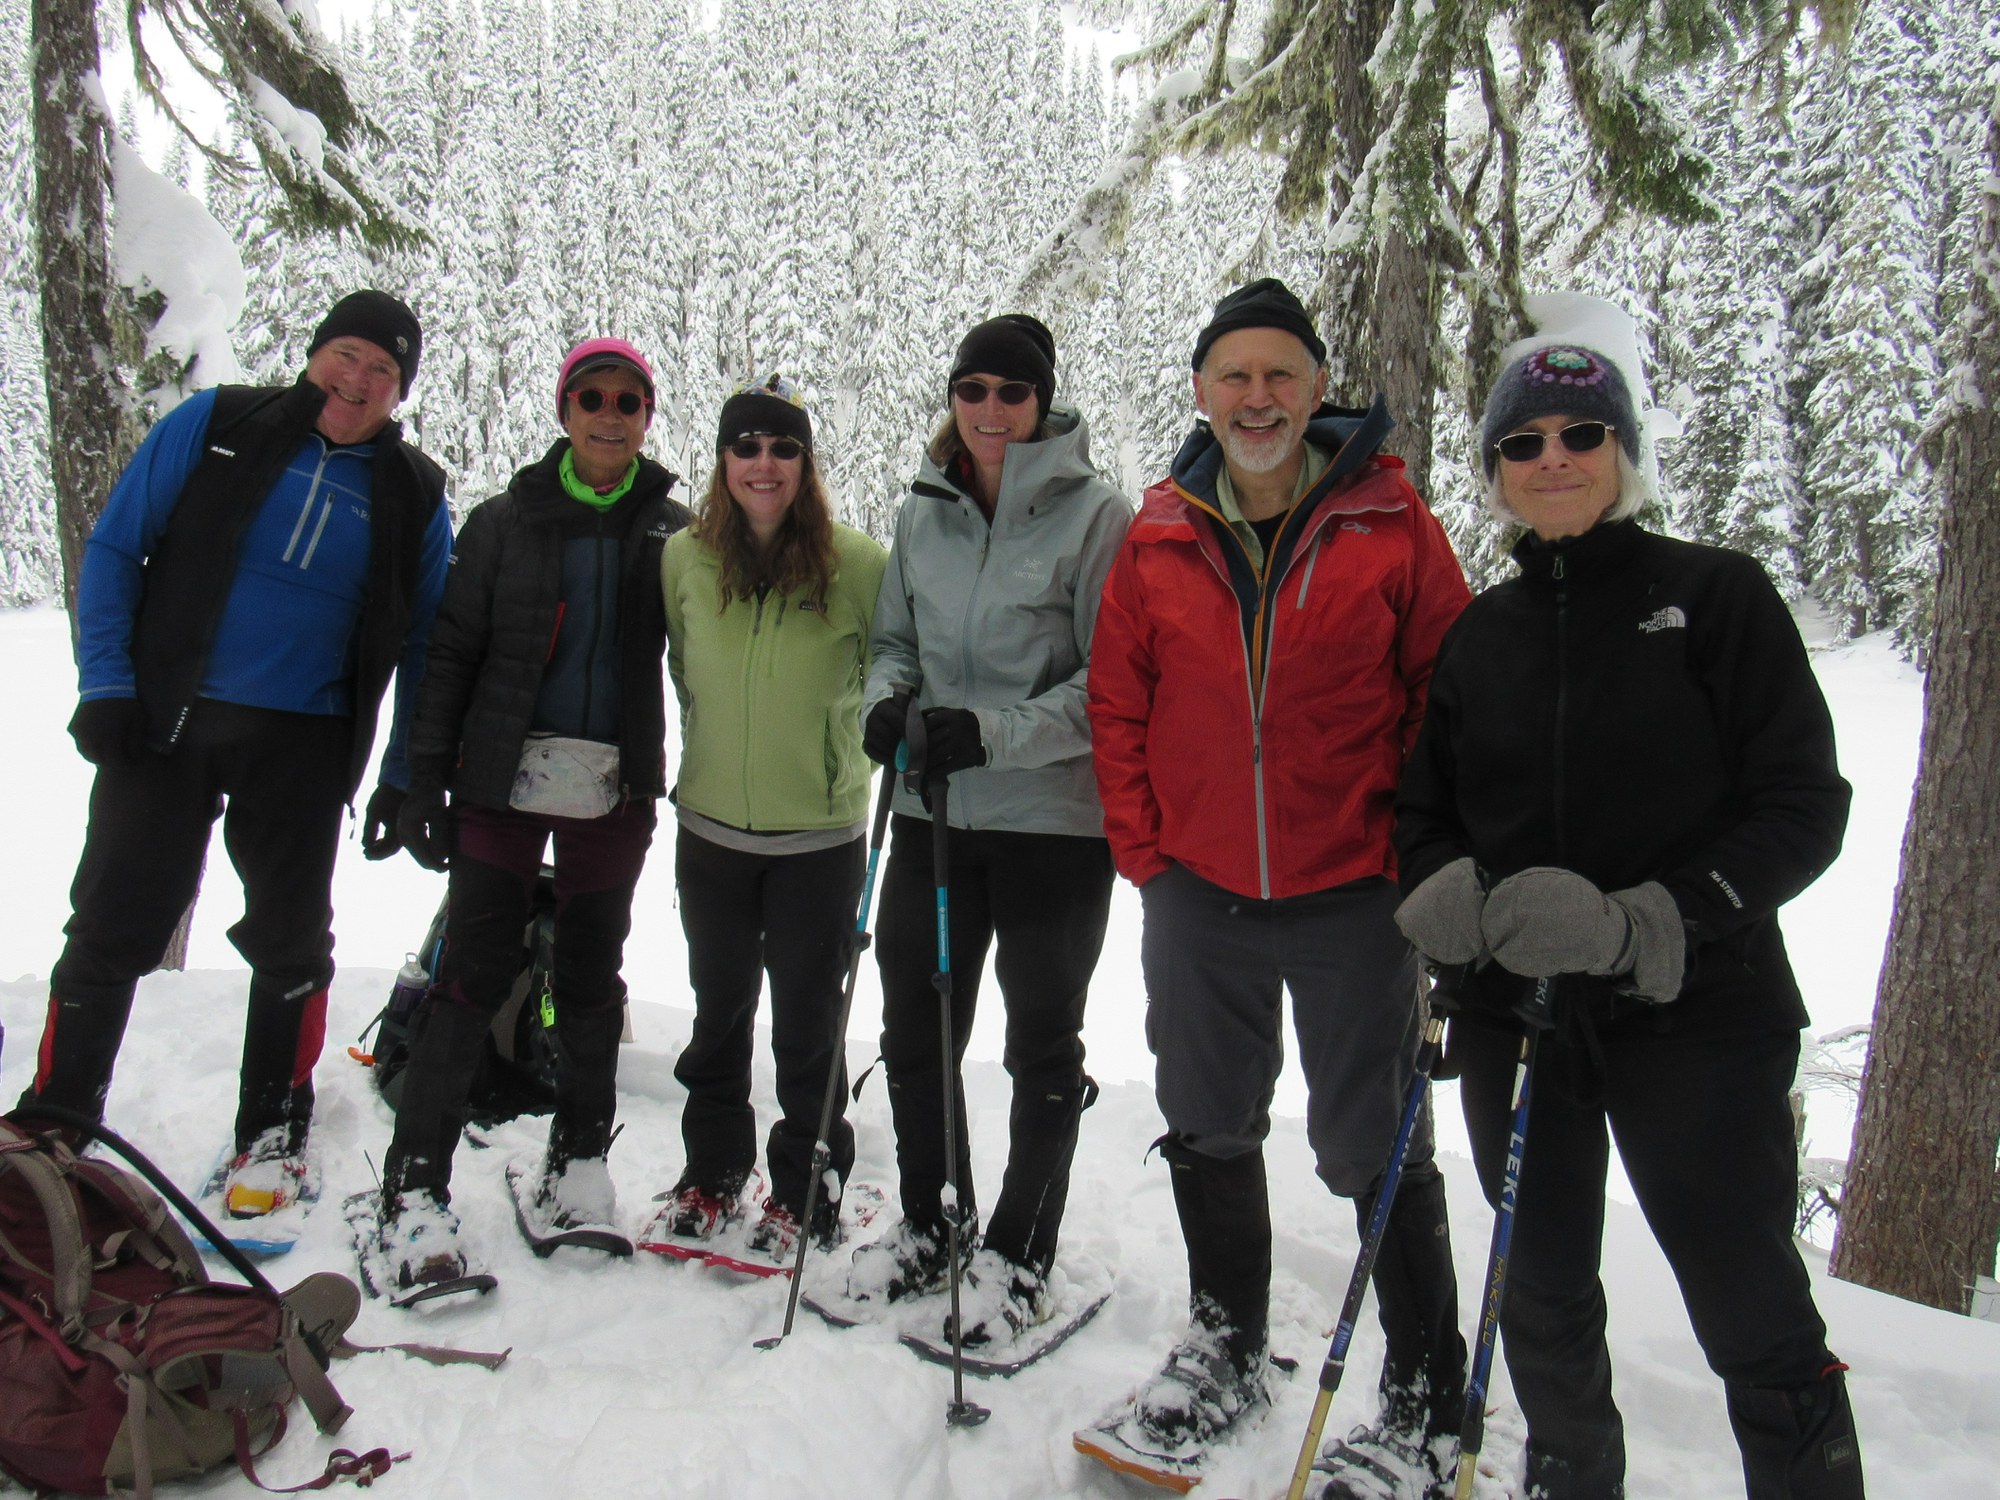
[68, 697, 147, 767]
[919, 707, 986, 777]
[396, 786, 453, 872]
[863, 690, 913, 766]
[361, 784, 407, 860]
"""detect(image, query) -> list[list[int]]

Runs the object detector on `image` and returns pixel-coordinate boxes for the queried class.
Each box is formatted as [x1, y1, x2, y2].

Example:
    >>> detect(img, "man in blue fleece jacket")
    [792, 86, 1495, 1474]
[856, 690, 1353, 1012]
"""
[19, 291, 453, 1218]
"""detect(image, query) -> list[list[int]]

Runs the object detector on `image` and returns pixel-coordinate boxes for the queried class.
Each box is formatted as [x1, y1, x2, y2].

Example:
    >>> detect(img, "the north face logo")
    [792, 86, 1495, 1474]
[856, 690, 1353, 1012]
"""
[1638, 606, 1687, 633]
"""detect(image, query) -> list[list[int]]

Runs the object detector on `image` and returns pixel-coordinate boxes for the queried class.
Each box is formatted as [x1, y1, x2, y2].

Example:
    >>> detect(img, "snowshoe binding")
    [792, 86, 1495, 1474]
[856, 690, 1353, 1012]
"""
[507, 1157, 632, 1258]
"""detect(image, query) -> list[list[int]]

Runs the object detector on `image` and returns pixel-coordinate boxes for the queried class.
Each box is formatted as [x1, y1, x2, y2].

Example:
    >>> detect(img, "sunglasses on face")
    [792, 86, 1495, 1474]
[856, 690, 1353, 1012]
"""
[1492, 421, 1613, 464]
[727, 436, 805, 462]
[950, 378, 1036, 407]
[572, 388, 647, 416]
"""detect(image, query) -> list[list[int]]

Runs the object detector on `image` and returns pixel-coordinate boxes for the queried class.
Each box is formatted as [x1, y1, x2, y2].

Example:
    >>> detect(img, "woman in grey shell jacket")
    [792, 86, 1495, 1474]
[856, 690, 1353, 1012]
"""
[844, 314, 1133, 1346]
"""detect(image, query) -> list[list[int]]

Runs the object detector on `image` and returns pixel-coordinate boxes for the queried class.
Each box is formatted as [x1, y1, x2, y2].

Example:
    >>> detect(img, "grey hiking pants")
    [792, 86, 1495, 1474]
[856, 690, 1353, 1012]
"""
[1139, 863, 1430, 1194]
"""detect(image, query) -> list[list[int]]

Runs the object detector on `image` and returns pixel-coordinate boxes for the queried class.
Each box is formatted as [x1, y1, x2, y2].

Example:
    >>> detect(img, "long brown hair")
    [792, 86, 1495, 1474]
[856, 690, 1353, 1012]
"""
[691, 449, 838, 611]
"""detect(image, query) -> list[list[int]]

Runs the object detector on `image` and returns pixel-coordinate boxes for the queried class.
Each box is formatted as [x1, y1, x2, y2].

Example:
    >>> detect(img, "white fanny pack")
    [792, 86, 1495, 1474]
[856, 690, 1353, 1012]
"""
[509, 734, 621, 819]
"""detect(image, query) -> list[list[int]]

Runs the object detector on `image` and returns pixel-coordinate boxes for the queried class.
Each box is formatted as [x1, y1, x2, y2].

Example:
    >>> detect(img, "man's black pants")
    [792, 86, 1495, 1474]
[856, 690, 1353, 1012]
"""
[29, 701, 349, 1152]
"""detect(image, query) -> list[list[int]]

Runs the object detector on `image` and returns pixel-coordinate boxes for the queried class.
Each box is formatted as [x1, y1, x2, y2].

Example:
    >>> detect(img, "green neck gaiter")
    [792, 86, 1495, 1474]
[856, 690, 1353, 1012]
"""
[560, 449, 639, 511]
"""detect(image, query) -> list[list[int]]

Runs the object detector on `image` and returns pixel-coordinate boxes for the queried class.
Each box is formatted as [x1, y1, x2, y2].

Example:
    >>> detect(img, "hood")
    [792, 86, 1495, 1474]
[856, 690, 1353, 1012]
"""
[911, 403, 1106, 513]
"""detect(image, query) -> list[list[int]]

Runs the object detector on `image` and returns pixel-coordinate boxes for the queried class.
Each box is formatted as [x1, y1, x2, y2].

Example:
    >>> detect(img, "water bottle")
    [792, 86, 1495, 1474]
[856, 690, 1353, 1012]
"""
[388, 953, 431, 1024]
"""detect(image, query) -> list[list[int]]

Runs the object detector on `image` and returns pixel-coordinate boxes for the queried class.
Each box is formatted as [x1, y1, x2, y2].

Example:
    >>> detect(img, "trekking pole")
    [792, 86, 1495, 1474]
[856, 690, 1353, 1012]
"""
[757, 752, 902, 1349]
[1452, 975, 1559, 1500]
[906, 700, 990, 1430]
[1281, 966, 1462, 1500]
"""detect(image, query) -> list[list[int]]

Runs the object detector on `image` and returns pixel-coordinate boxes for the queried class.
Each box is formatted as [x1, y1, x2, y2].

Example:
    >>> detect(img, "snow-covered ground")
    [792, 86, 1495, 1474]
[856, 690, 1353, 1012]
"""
[3, 600, 1994, 1499]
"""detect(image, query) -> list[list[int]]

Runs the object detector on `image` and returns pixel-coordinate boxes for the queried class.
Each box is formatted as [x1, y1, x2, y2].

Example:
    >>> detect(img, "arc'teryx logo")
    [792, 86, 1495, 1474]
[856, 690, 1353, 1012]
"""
[1638, 605, 1687, 633]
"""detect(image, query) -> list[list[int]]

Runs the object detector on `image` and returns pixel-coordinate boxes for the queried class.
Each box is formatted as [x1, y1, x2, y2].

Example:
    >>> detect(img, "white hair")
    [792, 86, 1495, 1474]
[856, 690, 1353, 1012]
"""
[1483, 448, 1652, 530]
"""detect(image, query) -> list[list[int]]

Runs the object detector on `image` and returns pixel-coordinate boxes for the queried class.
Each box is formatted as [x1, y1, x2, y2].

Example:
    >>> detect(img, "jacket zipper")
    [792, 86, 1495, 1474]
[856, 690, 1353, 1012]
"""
[1552, 552, 1568, 861]
[952, 500, 994, 827]
[743, 590, 768, 824]
[281, 439, 335, 567]
[581, 520, 611, 733]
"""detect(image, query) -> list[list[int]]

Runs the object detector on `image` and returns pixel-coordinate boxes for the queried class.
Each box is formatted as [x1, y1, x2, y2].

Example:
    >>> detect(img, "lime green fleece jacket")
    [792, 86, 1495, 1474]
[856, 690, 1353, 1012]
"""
[662, 521, 889, 830]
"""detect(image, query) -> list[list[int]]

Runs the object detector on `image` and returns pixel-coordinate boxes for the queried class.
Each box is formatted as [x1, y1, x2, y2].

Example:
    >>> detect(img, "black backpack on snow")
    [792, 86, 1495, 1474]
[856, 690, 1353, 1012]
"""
[357, 869, 561, 1125]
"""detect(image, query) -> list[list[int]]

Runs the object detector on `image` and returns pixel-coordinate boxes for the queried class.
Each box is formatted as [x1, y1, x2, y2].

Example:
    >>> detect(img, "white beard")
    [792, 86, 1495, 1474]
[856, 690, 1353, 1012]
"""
[1217, 416, 1297, 475]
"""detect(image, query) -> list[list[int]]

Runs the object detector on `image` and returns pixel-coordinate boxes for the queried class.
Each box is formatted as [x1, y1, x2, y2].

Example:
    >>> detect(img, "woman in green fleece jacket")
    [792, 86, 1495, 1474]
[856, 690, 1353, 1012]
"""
[646, 376, 888, 1265]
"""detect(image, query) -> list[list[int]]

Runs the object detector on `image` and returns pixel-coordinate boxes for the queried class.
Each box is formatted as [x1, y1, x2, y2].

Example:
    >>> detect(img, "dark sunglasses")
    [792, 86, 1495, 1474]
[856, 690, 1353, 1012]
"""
[951, 378, 1036, 407]
[1492, 421, 1612, 464]
[572, 388, 647, 416]
[727, 436, 805, 462]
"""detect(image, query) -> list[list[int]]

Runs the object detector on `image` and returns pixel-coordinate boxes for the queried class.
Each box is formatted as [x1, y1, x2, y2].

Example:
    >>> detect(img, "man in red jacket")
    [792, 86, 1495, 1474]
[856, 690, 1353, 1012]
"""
[1082, 279, 1472, 1496]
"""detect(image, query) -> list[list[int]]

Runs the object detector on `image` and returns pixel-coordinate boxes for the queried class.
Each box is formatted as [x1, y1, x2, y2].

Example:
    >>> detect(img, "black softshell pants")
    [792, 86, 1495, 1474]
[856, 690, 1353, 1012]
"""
[672, 826, 864, 1219]
[1456, 1012, 1864, 1500]
[383, 797, 654, 1204]
[873, 815, 1112, 1275]
[27, 701, 346, 1153]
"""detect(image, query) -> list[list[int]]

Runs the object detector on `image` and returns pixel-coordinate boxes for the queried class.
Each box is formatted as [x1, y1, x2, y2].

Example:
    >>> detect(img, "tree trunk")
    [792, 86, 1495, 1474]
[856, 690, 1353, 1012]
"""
[31, 0, 139, 622]
[1828, 106, 2000, 1314]
[1317, 0, 1441, 499]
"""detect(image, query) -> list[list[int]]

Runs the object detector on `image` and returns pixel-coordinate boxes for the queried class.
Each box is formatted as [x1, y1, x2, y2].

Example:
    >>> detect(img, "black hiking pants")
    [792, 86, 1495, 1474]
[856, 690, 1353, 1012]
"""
[383, 797, 655, 1203]
[672, 826, 865, 1218]
[1456, 1012, 1863, 1500]
[873, 815, 1112, 1275]
[28, 701, 348, 1153]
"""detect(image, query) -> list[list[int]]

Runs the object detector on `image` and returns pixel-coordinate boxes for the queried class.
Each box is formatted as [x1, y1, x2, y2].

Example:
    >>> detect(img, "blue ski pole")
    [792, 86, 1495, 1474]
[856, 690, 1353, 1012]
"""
[1453, 975, 1558, 1500]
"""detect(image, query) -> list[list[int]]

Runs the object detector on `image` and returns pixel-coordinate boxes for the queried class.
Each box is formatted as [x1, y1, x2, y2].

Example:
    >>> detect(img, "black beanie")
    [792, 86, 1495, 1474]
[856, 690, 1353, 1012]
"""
[307, 290, 422, 396]
[1191, 277, 1326, 371]
[1479, 345, 1641, 476]
[948, 314, 1057, 417]
[717, 374, 813, 453]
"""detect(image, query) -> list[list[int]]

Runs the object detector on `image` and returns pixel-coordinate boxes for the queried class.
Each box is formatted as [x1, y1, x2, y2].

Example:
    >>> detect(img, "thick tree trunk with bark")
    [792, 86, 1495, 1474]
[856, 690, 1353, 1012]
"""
[1318, 0, 1442, 499]
[32, 0, 140, 619]
[1829, 106, 2000, 1314]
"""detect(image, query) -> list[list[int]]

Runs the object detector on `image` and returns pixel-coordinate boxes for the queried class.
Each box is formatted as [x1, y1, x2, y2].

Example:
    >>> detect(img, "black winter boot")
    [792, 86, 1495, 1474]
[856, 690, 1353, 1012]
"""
[885, 1068, 976, 1231]
[236, 974, 327, 1153]
[1362, 1166, 1468, 1439]
[1162, 1136, 1272, 1375]
[16, 987, 135, 1129]
[1725, 1368, 1865, 1500]
[549, 998, 625, 1168]
[380, 995, 491, 1208]
[982, 1075, 1096, 1275]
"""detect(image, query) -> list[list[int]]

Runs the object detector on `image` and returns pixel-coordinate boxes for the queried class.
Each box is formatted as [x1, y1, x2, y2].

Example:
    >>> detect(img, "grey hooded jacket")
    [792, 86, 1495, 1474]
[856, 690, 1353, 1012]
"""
[864, 408, 1133, 834]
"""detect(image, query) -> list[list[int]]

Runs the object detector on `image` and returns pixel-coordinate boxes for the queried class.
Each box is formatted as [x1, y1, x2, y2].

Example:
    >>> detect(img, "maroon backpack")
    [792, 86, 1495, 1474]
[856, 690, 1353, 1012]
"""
[0, 1113, 401, 1497]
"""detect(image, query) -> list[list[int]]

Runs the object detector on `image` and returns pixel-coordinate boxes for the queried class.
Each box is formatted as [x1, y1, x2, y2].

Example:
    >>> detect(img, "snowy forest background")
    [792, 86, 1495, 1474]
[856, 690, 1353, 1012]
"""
[0, 0, 1993, 658]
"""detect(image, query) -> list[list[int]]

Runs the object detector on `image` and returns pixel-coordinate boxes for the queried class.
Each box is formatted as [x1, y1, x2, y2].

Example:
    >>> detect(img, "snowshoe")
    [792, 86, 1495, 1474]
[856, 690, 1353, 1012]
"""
[645, 1179, 883, 1279]
[1310, 1419, 1454, 1500]
[346, 1190, 496, 1308]
[190, 1136, 320, 1256]
[506, 1158, 632, 1259]
[1073, 1331, 1281, 1492]
[900, 1248, 1115, 1377]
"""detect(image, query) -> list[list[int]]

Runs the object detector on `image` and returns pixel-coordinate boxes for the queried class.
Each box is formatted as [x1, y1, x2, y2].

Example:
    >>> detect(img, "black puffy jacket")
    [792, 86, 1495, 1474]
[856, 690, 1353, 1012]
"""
[406, 442, 690, 808]
[1395, 520, 1851, 1037]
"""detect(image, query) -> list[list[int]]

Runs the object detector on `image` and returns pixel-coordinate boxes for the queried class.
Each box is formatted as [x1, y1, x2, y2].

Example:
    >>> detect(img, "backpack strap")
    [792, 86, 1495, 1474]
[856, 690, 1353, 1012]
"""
[231, 1413, 408, 1494]
[0, 1124, 94, 1332]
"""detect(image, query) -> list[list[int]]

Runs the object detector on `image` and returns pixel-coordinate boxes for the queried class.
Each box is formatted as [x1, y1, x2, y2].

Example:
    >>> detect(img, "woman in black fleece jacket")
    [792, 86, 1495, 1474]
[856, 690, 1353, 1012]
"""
[1393, 337, 1864, 1500]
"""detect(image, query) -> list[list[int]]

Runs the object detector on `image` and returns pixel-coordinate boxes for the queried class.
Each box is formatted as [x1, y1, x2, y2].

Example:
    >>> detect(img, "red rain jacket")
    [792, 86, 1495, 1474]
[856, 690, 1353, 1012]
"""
[1088, 407, 1469, 900]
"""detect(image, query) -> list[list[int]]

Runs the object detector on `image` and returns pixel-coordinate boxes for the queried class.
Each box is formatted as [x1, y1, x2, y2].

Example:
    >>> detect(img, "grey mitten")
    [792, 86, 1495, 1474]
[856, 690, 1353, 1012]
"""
[1482, 867, 1632, 979]
[1605, 881, 1687, 1003]
[1483, 868, 1687, 1002]
[1394, 856, 1487, 965]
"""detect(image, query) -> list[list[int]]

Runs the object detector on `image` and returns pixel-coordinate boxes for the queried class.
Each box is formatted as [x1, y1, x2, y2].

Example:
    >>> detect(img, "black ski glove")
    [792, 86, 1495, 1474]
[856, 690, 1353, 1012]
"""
[361, 784, 406, 860]
[68, 697, 147, 767]
[863, 690, 913, 766]
[397, 786, 453, 872]
[919, 707, 986, 777]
